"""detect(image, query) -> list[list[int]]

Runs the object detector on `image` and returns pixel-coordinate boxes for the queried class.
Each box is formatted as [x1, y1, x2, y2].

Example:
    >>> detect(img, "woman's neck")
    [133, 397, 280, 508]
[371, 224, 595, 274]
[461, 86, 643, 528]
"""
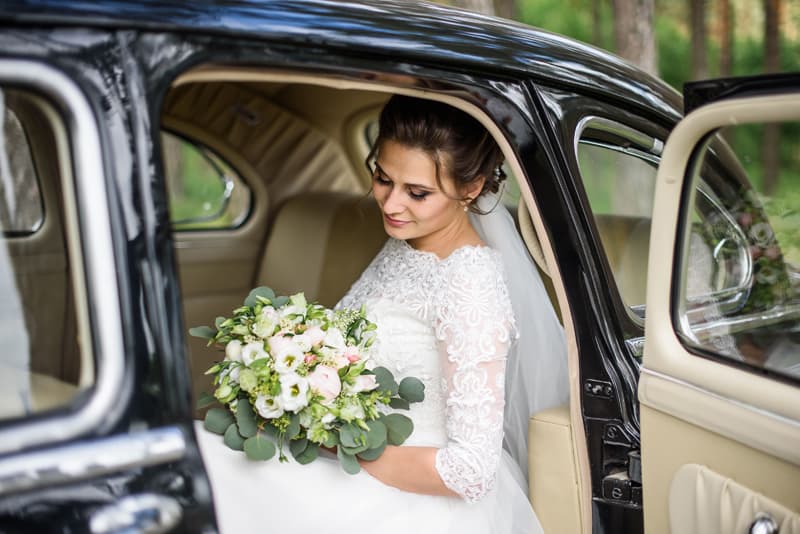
[407, 216, 484, 260]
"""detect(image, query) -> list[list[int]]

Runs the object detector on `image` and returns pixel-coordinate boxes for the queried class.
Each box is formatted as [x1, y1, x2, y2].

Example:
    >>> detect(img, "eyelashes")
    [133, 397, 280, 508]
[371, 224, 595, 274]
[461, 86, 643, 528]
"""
[372, 173, 430, 201]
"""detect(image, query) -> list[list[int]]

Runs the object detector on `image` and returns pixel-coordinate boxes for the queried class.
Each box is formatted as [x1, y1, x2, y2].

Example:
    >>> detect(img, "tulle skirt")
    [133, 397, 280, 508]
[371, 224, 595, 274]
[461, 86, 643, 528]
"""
[194, 421, 544, 534]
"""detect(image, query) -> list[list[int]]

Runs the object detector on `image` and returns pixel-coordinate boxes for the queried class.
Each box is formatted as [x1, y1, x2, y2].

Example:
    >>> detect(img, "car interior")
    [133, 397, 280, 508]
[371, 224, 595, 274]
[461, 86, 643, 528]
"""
[0, 66, 673, 534]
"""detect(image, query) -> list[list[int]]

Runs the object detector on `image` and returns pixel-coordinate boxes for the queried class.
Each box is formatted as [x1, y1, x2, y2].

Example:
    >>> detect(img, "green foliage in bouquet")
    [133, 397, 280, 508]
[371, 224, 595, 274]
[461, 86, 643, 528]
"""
[190, 286, 425, 474]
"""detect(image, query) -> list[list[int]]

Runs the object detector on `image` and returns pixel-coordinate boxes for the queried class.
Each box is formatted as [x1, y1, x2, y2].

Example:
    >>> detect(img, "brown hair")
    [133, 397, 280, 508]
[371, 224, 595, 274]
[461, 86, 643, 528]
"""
[366, 95, 506, 210]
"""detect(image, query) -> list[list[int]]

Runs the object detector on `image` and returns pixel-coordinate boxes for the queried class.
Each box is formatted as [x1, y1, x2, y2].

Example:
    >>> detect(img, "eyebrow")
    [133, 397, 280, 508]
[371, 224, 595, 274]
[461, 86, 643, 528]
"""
[374, 163, 436, 191]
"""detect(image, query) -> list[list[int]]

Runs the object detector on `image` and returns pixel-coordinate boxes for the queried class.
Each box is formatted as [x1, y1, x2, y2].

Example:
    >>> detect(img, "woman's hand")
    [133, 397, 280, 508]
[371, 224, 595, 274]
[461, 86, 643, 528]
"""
[358, 445, 458, 497]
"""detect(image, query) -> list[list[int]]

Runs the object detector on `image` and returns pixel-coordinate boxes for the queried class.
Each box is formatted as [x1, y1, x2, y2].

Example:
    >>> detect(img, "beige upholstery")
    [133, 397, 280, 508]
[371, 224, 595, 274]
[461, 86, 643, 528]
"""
[163, 83, 365, 212]
[528, 405, 582, 534]
[594, 214, 651, 307]
[669, 464, 800, 534]
[255, 193, 387, 308]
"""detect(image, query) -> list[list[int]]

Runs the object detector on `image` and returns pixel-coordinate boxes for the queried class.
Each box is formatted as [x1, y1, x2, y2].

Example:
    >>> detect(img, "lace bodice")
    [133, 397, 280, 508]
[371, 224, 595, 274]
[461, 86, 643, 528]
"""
[337, 238, 516, 503]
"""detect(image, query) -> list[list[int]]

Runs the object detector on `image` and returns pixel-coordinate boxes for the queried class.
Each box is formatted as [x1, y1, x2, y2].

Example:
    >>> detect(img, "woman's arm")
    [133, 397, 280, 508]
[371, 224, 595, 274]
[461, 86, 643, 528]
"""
[358, 445, 457, 497]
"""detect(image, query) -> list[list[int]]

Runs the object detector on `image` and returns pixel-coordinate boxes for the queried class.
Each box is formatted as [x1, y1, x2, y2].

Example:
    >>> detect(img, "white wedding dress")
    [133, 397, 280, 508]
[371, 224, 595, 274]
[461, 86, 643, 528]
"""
[195, 238, 545, 534]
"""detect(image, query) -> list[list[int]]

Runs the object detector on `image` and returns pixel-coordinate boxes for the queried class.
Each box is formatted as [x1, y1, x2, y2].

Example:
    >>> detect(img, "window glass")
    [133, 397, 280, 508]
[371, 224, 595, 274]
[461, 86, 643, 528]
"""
[577, 133, 659, 315]
[0, 87, 88, 420]
[162, 131, 251, 230]
[0, 91, 43, 234]
[677, 122, 800, 381]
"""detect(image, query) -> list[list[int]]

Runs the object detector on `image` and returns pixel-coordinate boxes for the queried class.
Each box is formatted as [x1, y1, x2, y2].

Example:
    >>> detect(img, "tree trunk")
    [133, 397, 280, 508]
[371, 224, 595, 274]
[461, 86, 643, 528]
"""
[762, 0, 780, 195]
[450, 0, 495, 15]
[690, 0, 708, 79]
[719, 0, 733, 76]
[592, 0, 602, 46]
[493, 0, 515, 20]
[611, 0, 657, 75]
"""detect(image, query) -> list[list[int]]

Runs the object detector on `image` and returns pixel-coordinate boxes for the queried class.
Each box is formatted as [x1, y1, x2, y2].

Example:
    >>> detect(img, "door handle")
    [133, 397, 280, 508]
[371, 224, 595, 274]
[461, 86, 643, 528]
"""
[89, 493, 182, 534]
[749, 512, 779, 534]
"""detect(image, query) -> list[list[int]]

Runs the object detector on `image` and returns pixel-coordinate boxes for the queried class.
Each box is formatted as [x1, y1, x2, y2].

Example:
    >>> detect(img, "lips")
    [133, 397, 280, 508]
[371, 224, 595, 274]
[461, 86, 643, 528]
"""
[383, 214, 410, 228]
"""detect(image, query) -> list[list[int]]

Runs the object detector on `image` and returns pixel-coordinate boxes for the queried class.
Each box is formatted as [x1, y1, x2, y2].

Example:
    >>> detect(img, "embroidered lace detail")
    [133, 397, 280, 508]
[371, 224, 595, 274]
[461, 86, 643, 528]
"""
[338, 238, 515, 503]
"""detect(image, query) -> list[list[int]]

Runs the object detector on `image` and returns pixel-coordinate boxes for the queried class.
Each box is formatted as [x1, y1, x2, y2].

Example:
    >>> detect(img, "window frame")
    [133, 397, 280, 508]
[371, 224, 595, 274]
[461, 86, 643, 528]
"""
[0, 60, 125, 455]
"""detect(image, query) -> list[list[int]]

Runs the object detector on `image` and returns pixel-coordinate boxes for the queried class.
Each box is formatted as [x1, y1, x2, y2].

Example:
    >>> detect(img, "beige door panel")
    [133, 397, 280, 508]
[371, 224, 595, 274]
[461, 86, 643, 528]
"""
[642, 94, 800, 534]
[642, 407, 800, 533]
[669, 463, 800, 534]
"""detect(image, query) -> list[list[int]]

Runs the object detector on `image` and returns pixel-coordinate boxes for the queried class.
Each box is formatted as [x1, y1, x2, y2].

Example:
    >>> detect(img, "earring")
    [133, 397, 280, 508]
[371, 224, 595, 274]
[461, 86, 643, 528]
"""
[462, 198, 472, 212]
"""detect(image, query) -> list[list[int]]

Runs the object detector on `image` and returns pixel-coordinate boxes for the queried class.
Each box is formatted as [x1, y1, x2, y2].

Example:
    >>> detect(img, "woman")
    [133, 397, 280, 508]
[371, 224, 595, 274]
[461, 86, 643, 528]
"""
[196, 95, 568, 533]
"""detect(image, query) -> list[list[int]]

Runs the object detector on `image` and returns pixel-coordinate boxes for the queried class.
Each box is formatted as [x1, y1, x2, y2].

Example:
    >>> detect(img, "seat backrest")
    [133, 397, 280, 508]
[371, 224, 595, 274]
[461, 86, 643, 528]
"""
[255, 192, 387, 308]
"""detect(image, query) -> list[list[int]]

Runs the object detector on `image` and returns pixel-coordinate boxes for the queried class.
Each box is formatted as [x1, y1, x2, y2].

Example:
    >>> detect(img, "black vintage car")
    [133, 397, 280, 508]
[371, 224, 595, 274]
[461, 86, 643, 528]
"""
[0, 1, 798, 533]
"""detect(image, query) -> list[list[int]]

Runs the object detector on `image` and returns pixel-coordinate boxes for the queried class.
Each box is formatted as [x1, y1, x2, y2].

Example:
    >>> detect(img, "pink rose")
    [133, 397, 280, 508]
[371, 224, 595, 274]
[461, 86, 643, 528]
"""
[350, 374, 378, 393]
[333, 354, 350, 370]
[764, 246, 781, 260]
[307, 365, 342, 403]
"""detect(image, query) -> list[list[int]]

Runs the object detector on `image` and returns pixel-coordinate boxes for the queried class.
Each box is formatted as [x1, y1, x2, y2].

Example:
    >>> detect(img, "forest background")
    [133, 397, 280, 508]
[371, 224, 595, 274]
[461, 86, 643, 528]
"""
[436, 0, 799, 261]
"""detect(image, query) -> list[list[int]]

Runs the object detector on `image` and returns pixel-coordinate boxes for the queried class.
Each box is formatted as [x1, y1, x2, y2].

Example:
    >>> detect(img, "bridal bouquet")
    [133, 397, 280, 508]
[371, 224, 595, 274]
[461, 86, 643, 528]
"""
[190, 287, 424, 474]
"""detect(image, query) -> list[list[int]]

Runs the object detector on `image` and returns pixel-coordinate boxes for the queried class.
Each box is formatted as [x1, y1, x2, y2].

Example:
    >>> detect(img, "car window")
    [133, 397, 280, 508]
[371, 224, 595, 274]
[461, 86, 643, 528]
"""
[676, 122, 800, 381]
[577, 118, 662, 318]
[162, 131, 251, 230]
[0, 92, 43, 235]
[0, 86, 92, 420]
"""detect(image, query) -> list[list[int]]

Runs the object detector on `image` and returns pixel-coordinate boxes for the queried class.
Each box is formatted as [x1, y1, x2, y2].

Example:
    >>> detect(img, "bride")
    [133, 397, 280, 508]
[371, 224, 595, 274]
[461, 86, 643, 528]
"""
[195, 95, 569, 533]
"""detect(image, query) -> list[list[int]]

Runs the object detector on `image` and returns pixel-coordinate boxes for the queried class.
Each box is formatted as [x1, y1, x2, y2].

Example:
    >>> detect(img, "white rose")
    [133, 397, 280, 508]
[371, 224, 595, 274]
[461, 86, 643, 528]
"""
[324, 328, 346, 351]
[228, 366, 241, 383]
[241, 342, 268, 366]
[292, 333, 312, 353]
[305, 326, 326, 346]
[254, 394, 283, 419]
[279, 374, 310, 412]
[225, 340, 243, 362]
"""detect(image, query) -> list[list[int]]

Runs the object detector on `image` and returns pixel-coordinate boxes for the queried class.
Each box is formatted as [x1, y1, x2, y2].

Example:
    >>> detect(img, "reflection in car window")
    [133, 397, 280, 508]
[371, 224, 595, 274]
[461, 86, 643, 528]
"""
[0, 86, 90, 419]
[162, 131, 251, 231]
[577, 126, 659, 317]
[0, 90, 43, 235]
[677, 122, 800, 381]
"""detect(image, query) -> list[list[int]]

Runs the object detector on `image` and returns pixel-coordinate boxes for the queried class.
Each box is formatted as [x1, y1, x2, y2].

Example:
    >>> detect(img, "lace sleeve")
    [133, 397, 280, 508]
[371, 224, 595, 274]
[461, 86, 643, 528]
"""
[433, 250, 515, 503]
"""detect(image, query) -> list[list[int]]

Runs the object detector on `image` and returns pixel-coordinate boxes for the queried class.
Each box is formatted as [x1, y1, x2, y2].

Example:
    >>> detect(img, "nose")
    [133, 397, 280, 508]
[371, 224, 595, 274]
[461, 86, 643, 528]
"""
[381, 186, 405, 215]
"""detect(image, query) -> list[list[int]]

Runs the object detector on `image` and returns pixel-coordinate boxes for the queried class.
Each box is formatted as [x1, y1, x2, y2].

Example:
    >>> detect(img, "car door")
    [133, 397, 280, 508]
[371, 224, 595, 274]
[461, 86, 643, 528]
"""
[0, 30, 216, 533]
[639, 76, 800, 534]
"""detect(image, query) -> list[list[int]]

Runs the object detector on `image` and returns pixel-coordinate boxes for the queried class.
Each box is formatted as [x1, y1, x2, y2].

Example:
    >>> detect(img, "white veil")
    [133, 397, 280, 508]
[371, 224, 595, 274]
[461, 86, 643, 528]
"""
[469, 191, 570, 489]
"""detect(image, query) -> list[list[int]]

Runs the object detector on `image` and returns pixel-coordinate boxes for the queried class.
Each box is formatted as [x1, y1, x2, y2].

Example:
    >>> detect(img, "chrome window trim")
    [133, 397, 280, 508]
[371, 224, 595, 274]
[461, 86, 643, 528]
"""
[0, 60, 125, 454]
[0, 427, 186, 497]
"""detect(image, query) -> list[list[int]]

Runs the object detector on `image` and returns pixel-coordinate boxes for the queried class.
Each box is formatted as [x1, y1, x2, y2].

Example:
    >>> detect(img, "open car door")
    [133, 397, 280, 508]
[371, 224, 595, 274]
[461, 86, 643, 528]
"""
[639, 76, 800, 534]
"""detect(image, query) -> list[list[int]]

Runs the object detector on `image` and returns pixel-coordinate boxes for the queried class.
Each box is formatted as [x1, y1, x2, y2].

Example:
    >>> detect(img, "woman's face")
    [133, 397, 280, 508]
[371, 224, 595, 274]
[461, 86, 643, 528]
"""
[372, 140, 468, 250]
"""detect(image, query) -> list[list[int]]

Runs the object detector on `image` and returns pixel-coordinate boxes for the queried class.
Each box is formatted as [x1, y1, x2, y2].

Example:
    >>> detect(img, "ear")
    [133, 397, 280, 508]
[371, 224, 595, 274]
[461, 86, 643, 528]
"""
[462, 176, 486, 202]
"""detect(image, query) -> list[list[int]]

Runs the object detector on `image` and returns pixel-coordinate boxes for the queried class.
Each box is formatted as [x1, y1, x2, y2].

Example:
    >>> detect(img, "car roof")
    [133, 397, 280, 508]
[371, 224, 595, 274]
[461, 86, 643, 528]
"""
[0, 0, 682, 122]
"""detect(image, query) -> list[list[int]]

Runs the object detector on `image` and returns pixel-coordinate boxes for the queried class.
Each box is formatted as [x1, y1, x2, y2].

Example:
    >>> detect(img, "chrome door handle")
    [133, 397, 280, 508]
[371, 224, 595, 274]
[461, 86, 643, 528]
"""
[749, 512, 779, 534]
[89, 493, 182, 534]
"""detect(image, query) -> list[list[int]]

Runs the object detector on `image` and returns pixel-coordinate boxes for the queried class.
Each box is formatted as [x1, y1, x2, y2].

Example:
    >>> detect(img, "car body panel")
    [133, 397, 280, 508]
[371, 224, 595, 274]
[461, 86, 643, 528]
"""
[641, 87, 800, 532]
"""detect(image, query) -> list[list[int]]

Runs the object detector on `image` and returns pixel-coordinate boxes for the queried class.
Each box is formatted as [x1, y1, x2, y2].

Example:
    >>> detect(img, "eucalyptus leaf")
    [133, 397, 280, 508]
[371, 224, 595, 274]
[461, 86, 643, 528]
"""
[382, 413, 414, 445]
[223, 423, 245, 451]
[235, 401, 258, 438]
[337, 448, 361, 475]
[272, 295, 290, 307]
[339, 423, 365, 448]
[189, 326, 216, 340]
[323, 432, 339, 448]
[286, 414, 301, 440]
[243, 432, 277, 461]
[365, 420, 387, 449]
[214, 316, 226, 329]
[196, 391, 216, 410]
[245, 286, 276, 307]
[357, 442, 386, 462]
[289, 438, 309, 458]
[398, 376, 425, 403]
[204, 408, 235, 435]
[295, 442, 319, 465]
[373, 366, 398, 396]
[389, 398, 410, 410]
[340, 443, 368, 455]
